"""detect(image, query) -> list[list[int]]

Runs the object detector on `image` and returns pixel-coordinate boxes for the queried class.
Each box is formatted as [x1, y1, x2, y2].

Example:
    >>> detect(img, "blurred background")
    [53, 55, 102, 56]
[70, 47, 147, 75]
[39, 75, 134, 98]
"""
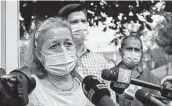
[19, 0, 172, 80]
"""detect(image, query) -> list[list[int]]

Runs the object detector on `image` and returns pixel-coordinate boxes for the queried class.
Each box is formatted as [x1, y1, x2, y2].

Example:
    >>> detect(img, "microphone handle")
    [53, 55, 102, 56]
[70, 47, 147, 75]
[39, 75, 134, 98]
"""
[149, 95, 167, 106]
[131, 78, 172, 100]
[153, 94, 169, 100]
[131, 78, 162, 90]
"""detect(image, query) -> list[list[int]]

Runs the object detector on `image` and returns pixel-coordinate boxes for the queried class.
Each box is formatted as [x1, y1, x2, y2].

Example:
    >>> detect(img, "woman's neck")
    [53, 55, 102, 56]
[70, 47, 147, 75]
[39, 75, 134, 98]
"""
[47, 73, 71, 83]
[46, 73, 76, 91]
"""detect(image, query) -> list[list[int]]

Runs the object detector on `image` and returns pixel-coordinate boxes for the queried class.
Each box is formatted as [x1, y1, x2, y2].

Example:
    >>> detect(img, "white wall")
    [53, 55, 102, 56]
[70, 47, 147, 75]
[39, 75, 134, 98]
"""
[1, 1, 6, 70]
[0, 1, 19, 73]
[5, 1, 19, 73]
[0, 1, 1, 68]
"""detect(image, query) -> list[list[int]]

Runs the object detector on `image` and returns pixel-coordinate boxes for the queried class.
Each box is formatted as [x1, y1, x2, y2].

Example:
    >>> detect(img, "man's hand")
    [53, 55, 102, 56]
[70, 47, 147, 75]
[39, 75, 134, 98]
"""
[160, 75, 172, 101]
[161, 76, 172, 86]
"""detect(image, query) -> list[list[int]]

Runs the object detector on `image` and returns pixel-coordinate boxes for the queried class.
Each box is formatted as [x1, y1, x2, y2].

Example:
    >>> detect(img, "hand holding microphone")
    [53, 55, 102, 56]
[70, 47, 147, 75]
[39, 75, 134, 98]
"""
[160, 76, 172, 101]
[161, 76, 172, 88]
[82, 75, 119, 106]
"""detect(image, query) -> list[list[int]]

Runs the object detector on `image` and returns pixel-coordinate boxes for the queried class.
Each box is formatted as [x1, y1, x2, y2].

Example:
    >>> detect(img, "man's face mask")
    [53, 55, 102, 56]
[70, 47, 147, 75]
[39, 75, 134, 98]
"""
[39, 50, 77, 76]
[67, 11, 89, 45]
[122, 50, 142, 69]
[71, 23, 89, 45]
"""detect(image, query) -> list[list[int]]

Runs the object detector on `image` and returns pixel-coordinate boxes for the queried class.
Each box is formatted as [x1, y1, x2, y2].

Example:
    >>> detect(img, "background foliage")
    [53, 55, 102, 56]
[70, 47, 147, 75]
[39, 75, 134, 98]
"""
[20, 1, 172, 77]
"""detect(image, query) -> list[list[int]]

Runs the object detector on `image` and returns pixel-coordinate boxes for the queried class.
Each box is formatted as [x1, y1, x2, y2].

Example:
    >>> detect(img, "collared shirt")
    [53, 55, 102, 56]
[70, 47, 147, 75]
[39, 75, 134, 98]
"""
[75, 46, 117, 103]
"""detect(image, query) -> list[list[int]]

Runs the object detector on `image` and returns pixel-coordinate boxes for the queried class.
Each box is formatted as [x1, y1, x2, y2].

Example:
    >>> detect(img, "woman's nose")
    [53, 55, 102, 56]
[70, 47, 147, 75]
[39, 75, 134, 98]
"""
[60, 45, 67, 53]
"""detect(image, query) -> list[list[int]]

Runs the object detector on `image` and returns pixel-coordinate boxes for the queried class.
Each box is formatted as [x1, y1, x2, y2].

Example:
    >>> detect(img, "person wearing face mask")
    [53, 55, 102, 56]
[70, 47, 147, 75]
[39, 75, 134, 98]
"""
[20, 17, 94, 106]
[58, 3, 118, 104]
[111, 35, 160, 106]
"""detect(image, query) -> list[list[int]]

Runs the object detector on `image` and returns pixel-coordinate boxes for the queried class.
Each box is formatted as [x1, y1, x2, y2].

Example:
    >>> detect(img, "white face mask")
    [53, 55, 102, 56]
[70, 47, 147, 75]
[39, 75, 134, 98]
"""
[40, 50, 77, 76]
[71, 23, 89, 44]
[122, 50, 141, 69]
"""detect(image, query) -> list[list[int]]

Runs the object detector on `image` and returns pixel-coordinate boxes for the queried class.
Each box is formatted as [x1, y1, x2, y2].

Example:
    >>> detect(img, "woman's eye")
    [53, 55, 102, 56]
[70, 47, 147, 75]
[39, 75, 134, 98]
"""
[50, 44, 58, 49]
[65, 42, 73, 47]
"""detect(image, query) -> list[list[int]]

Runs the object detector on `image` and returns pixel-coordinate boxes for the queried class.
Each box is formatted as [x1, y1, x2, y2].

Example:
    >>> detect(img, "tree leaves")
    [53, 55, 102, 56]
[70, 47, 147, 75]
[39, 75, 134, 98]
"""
[156, 21, 172, 55]
[20, 1, 172, 53]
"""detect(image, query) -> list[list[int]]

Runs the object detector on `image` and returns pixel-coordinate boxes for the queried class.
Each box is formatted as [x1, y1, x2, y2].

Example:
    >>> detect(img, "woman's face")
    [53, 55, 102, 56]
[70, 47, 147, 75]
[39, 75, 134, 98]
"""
[36, 27, 77, 76]
[40, 27, 75, 55]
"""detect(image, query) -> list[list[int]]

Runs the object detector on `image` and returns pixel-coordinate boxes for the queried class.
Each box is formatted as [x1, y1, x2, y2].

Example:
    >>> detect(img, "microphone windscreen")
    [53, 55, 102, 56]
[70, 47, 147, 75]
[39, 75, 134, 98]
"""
[101, 69, 111, 81]
[82, 75, 110, 105]
[135, 89, 146, 103]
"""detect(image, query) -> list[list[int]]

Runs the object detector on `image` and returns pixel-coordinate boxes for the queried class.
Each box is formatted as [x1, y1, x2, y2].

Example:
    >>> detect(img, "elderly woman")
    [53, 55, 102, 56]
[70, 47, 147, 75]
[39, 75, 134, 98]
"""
[24, 17, 93, 106]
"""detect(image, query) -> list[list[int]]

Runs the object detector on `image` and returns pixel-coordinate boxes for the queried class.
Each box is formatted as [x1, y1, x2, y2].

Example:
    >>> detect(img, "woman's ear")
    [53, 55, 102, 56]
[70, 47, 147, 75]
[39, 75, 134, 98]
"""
[34, 48, 42, 62]
[119, 48, 123, 57]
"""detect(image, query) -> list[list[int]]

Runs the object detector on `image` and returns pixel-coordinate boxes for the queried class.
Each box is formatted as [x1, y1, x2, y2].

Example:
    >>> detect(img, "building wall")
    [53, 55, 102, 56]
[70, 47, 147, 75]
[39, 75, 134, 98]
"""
[1, 1, 19, 73]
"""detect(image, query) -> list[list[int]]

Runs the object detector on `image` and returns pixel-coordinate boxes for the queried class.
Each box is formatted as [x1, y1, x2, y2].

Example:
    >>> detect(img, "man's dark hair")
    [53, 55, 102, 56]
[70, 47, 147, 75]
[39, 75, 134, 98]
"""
[58, 3, 87, 19]
[121, 34, 143, 50]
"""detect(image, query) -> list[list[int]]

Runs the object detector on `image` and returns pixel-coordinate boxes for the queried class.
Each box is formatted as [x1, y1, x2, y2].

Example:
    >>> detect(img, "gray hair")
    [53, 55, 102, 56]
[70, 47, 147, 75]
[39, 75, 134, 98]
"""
[26, 17, 73, 79]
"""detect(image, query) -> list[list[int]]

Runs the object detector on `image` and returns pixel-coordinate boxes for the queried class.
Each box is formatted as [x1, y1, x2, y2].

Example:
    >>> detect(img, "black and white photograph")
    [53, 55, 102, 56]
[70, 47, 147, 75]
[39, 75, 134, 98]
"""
[1, 0, 172, 106]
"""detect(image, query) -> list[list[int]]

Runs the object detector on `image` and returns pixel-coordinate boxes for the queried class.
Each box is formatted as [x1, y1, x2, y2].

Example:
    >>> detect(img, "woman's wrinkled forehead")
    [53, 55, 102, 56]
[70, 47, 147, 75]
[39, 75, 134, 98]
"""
[36, 27, 72, 48]
[34, 18, 72, 48]
[44, 28, 72, 42]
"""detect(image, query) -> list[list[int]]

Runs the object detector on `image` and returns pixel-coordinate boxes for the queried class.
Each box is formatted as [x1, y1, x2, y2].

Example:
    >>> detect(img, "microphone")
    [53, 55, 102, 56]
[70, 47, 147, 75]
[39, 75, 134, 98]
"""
[153, 94, 169, 101]
[135, 89, 167, 106]
[110, 81, 129, 94]
[102, 69, 160, 89]
[82, 75, 117, 106]
[10, 66, 36, 94]
[0, 66, 36, 106]
[102, 69, 172, 98]
[102, 68, 131, 94]
[8, 66, 36, 105]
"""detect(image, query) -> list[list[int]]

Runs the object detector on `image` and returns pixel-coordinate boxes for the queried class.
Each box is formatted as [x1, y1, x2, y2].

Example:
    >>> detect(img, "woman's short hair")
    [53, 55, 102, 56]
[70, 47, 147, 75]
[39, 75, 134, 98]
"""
[27, 17, 72, 78]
